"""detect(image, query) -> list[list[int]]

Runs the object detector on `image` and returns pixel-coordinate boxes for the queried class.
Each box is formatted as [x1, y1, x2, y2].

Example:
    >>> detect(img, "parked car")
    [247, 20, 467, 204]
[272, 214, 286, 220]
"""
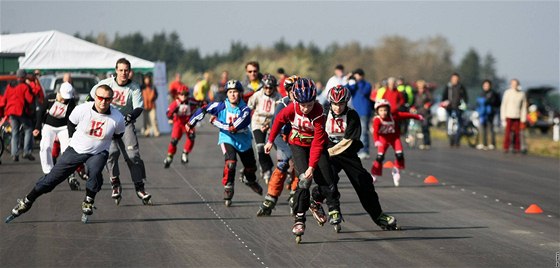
[39, 73, 99, 103]
[525, 86, 560, 133]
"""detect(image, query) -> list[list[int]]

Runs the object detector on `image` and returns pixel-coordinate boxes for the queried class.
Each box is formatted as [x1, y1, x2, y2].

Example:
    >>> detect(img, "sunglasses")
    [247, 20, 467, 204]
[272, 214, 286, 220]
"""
[247, 70, 258, 74]
[96, 95, 113, 102]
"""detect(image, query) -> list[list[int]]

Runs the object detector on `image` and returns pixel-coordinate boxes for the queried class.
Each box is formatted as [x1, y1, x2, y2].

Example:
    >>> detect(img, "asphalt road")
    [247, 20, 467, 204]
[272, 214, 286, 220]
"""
[1, 123, 558, 267]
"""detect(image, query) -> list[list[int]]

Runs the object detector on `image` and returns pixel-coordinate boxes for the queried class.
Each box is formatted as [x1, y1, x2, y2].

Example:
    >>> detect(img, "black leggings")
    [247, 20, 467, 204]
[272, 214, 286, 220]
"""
[290, 144, 340, 218]
[253, 129, 274, 172]
[222, 143, 257, 185]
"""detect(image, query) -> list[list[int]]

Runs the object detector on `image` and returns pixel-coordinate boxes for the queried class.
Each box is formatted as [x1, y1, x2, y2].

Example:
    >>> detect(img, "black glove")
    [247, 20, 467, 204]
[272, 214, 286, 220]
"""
[125, 113, 134, 125]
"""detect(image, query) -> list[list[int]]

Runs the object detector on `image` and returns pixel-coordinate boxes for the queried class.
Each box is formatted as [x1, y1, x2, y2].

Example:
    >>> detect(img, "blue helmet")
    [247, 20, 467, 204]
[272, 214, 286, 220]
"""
[292, 78, 317, 103]
[225, 79, 243, 94]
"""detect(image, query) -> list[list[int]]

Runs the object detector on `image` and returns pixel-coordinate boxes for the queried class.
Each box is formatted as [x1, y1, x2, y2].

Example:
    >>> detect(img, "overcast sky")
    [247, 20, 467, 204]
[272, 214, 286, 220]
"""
[1, 0, 558, 88]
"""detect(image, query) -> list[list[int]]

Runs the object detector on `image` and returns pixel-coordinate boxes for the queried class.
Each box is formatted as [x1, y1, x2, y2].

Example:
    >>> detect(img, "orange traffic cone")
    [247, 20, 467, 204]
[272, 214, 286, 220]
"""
[383, 161, 394, 168]
[424, 175, 439, 184]
[525, 204, 543, 214]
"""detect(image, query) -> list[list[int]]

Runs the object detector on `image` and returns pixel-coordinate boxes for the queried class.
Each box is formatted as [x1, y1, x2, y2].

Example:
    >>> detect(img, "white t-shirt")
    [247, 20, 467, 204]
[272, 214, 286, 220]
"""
[69, 102, 125, 154]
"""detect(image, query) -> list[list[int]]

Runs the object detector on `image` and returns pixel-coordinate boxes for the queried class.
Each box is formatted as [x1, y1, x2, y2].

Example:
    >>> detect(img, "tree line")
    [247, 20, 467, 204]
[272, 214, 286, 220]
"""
[74, 31, 504, 90]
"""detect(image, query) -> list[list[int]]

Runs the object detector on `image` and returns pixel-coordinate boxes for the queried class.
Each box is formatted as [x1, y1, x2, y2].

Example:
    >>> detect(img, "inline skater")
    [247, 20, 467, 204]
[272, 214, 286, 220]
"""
[89, 58, 151, 205]
[33, 82, 78, 190]
[370, 99, 424, 186]
[322, 85, 398, 230]
[163, 87, 201, 168]
[256, 75, 300, 217]
[6, 85, 125, 223]
[186, 80, 263, 207]
[247, 74, 283, 183]
[264, 78, 341, 243]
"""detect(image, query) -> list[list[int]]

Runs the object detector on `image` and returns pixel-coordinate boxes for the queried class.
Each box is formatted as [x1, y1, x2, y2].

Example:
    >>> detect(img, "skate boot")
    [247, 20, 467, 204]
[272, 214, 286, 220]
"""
[285, 173, 293, 190]
[76, 165, 88, 181]
[245, 181, 263, 196]
[181, 152, 189, 164]
[164, 155, 173, 168]
[375, 212, 399, 230]
[224, 183, 234, 207]
[328, 210, 344, 233]
[67, 174, 81, 191]
[262, 169, 272, 184]
[309, 200, 327, 226]
[110, 177, 122, 205]
[5, 198, 33, 223]
[256, 195, 277, 216]
[292, 213, 306, 244]
[136, 190, 153, 205]
[392, 168, 401, 187]
[81, 196, 96, 223]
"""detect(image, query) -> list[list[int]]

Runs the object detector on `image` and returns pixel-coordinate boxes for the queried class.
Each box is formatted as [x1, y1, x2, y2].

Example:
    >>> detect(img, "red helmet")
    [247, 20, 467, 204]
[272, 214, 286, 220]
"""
[327, 85, 351, 103]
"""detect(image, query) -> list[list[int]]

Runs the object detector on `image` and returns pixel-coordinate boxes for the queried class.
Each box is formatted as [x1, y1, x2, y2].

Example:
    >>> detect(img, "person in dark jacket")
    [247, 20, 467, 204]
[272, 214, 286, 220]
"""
[441, 72, 468, 147]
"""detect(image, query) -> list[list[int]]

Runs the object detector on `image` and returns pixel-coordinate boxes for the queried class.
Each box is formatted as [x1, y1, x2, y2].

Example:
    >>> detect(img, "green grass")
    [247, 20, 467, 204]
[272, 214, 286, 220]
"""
[430, 127, 560, 158]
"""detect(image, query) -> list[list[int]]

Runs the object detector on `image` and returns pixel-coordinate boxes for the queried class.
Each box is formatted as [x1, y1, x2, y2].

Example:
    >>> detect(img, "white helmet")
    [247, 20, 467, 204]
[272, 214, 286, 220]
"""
[374, 99, 391, 110]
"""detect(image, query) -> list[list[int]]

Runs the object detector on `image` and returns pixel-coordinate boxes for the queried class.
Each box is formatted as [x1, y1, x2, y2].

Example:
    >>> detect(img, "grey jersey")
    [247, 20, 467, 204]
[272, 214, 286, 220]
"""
[90, 77, 143, 115]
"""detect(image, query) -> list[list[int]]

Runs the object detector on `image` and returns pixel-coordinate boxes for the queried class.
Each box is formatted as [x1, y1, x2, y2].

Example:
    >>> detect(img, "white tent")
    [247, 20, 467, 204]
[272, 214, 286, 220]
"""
[0, 30, 171, 133]
[0, 30, 155, 72]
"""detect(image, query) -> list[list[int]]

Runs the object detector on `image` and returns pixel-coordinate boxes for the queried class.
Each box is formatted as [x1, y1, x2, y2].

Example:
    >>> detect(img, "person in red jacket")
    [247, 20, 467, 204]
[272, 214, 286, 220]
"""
[163, 88, 201, 168]
[370, 99, 423, 187]
[1, 69, 36, 161]
[264, 77, 341, 243]
[375, 77, 405, 115]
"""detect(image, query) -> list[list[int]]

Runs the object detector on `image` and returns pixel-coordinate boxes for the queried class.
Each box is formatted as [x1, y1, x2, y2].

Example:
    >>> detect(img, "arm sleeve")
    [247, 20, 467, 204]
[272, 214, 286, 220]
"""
[166, 101, 177, 119]
[231, 106, 252, 130]
[268, 105, 290, 144]
[131, 88, 144, 110]
[520, 94, 528, 123]
[129, 107, 143, 120]
[372, 117, 381, 142]
[344, 110, 362, 141]
[68, 122, 77, 138]
[188, 102, 220, 127]
[35, 99, 50, 130]
[397, 112, 422, 120]
[247, 93, 257, 110]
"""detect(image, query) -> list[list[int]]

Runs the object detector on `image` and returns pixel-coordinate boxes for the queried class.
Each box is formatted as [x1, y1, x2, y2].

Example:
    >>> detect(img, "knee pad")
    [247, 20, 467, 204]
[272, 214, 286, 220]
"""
[395, 152, 404, 161]
[311, 185, 324, 202]
[376, 154, 385, 163]
[170, 138, 179, 147]
[226, 160, 237, 171]
[256, 143, 265, 153]
[276, 159, 289, 173]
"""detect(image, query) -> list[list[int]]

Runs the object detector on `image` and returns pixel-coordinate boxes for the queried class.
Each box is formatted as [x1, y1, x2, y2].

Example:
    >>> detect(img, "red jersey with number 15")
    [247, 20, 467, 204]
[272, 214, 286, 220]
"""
[268, 101, 327, 169]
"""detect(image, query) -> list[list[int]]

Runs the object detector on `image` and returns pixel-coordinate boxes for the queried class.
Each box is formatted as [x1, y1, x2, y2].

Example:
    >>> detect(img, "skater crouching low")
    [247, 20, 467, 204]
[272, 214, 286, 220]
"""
[264, 78, 342, 243]
[186, 80, 263, 207]
[6, 85, 125, 223]
[322, 85, 398, 230]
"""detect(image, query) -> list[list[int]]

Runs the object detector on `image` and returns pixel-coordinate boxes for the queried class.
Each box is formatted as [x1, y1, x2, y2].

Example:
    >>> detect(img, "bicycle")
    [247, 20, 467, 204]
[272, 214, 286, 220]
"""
[447, 110, 479, 148]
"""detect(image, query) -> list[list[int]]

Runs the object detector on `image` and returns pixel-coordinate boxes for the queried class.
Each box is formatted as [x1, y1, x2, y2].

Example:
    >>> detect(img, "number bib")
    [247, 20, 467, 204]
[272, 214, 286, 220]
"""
[259, 97, 276, 115]
[378, 117, 396, 135]
[87, 117, 108, 139]
[326, 113, 347, 141]
[112, 88, 130, 107]
[48, 101, 69, 119]
[292, 113, 313, 133]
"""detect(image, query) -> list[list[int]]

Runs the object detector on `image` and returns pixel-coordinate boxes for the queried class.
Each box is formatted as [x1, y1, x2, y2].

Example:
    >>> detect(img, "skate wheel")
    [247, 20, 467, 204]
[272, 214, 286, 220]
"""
[225, 200, 232, 207]
[114, 197, 121, 206]
[334, 224, 341, 233]
[143, 199, 153, 205]
[5, 214, 15, 223]
[295, 236, 302, 244]
[81, 214, 88, 224]
[318, 221, 324, 226]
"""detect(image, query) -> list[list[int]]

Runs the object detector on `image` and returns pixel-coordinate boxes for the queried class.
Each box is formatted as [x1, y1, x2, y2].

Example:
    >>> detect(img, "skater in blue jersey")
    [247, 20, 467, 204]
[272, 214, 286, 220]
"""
[186, 80, 263, 206]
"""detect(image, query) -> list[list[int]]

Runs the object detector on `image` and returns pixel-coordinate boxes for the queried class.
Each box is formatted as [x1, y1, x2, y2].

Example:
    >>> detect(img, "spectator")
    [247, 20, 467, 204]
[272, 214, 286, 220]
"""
[476, 79, 500, 150]
[193, 72, 211, 102]
[397, 77, 414, 110]
[441, 73, 468, 147]
[141, 75, 160, 137]
[214, 70, 229, 102]
[318, 64, 348, 106]
[276, 68, 289, 97]
[346, 68, 373, 159]
[241, 61, 263, 102]
[375, 77, 405, 115]
[500, 79, 527, 154]
[413, 80, 433, 149]
[169, 73, 186, 103]
[1, 69, 36, 161]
